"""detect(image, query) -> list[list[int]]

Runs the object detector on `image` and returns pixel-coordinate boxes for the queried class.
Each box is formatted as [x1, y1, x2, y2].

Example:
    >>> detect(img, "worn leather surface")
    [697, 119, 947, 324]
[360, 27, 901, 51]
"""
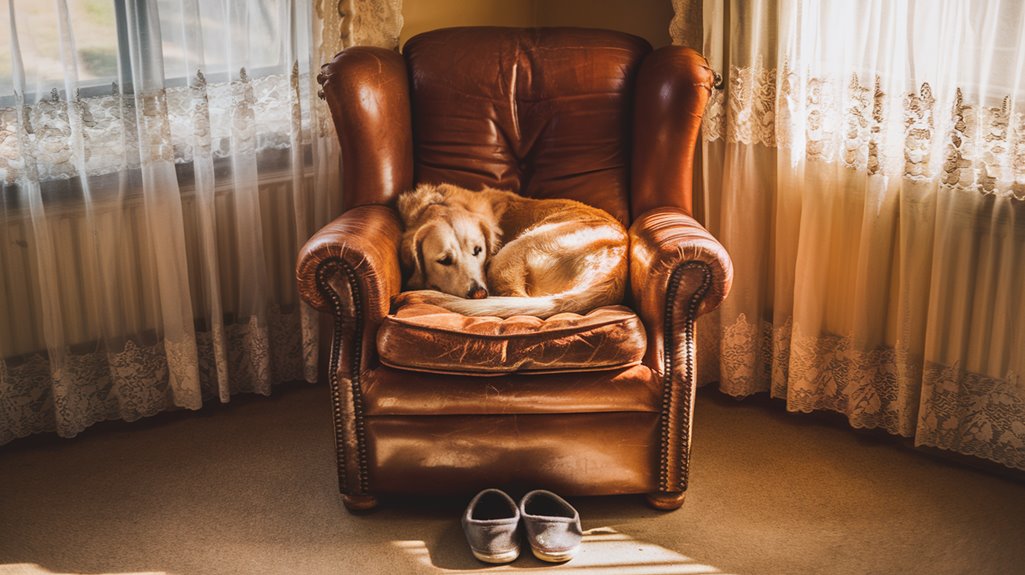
[296, 205, 403, 321]
[318, 47, 414, 208]
[365, 412, 659, 495]
[630, 206, 734, 372]
[363, 364, 660, 416]
[377, 303, 646, 374]
[632, 47, 715, 218]
[404, 27, 651, 225]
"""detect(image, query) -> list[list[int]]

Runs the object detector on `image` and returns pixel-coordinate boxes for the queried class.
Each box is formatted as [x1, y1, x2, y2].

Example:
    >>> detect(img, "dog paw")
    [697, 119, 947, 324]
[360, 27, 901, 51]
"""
[390, 291, 421, 311]
[391, 289, 452, 311]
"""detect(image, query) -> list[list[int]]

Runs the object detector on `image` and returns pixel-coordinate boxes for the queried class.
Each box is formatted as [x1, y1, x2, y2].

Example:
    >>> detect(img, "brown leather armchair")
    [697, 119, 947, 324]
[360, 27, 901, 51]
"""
[296, 27, 732, 512]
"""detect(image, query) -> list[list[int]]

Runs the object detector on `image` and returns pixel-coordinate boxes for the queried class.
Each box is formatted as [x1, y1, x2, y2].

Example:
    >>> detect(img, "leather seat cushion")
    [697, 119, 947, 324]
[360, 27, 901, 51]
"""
[377, 303, 647, 375]
[363, 364, 661, 416]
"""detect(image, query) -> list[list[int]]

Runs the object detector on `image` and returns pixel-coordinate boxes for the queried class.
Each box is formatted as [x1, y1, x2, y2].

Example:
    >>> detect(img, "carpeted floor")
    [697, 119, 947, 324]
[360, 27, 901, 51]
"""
[1, 383, 1024, 575]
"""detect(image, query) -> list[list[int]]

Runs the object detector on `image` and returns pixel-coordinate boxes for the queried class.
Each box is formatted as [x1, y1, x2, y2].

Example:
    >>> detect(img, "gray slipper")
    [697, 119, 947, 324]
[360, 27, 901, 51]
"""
[461, 489, 521, 564]
[519, 490, 583, 562]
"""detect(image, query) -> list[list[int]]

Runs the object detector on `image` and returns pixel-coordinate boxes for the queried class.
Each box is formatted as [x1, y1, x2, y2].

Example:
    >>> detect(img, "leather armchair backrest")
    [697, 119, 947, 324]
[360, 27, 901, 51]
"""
[404, 27, 651, 225]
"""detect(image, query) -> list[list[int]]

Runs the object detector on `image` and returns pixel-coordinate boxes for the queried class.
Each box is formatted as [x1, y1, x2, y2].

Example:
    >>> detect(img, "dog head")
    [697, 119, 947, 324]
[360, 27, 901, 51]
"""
[397, 183, 502, 299]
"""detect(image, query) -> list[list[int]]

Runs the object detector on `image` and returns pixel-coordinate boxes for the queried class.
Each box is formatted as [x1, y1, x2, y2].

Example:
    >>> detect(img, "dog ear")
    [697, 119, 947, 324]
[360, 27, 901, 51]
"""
[479, 218, 502, 257]
[457, 187, 493, 218]
[477, 185, 510, 221]
[400, 224, 430, 289]
[397, 183, 445, 227]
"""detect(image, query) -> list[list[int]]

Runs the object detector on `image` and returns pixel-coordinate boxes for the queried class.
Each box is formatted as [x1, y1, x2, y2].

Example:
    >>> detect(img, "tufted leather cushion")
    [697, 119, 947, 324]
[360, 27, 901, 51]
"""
[377, 303, 647, 375]
[404, 27, 652, 225]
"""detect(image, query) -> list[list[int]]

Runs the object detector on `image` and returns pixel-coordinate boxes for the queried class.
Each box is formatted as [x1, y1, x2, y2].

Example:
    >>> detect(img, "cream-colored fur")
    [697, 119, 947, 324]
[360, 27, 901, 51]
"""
[394, 183, 628, 319]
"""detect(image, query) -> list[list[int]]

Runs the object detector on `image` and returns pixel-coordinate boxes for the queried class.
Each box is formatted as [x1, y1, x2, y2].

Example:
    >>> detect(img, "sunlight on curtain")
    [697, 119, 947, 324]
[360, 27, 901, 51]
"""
[683, 0, 1025, 471]
[0, 0, 359, 444]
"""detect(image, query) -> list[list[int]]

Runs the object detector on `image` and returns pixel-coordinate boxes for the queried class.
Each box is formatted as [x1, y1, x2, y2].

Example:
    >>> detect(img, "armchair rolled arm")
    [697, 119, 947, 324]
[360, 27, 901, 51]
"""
[629, 207, 732, 499]
[630, 207, 732, 325]
[296, 204, 402, 502]
[296, 205, 403, 319]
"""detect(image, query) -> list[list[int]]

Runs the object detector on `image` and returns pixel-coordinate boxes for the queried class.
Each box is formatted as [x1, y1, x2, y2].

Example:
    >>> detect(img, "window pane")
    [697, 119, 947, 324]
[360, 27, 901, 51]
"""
[156, 0, 286, 82]
[1, 0, 119, 97]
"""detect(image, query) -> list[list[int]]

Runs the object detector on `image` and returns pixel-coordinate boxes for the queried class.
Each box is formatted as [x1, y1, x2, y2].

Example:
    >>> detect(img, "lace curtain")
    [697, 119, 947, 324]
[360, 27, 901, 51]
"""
[678, 0, 1025, 471]
[0, 0, 402, 444]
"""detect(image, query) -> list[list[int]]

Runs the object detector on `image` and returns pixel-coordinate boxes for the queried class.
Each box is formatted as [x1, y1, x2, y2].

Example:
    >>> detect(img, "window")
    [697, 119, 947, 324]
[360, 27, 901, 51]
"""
[0, 0, 286, 99]
[1, 0, 310, 188]
[0, 1, 120, 96]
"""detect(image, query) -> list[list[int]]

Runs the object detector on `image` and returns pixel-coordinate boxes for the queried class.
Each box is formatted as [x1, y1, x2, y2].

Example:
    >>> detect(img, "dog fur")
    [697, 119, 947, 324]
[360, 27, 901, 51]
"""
[393, 183, 628, 319]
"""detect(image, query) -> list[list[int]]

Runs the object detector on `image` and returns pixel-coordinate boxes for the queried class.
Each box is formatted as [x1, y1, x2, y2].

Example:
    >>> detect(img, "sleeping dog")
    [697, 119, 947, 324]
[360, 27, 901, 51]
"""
[392, 183, 628, 319]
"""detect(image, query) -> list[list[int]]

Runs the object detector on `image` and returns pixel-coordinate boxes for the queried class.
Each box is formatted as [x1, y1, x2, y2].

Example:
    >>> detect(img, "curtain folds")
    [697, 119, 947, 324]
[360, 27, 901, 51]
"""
[0, 0, 401, 444]
[680, 0, 1025, 471]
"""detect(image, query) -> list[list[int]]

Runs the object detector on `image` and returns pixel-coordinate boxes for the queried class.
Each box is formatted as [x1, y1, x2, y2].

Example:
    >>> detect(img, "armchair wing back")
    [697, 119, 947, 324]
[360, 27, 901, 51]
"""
[299, 27, 732, 513]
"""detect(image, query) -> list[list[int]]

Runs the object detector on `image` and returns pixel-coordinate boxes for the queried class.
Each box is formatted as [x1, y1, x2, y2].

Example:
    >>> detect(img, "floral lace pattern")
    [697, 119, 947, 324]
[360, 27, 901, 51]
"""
[705, 65, 1025, 199]
[918, 361, 1025, 470]
[703, 313, 1025, 471]
[702, 87, 726, 144]
[347, 0, 404, 50]
[723, 65, 777, 148]
[0, 307, 314, 445]
[0, 71, 307, 185]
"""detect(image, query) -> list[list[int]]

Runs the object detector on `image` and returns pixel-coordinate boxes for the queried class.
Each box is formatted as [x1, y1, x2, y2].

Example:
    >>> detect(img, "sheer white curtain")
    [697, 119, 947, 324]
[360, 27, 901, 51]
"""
[680, 0, 1025, 471]
[0, 0, 401, 444]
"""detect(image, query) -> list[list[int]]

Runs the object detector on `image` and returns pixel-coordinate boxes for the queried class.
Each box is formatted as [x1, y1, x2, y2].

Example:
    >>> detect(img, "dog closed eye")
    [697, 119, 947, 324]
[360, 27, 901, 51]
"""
[437, 255, 454, 266]
[473, 246, 482, 256]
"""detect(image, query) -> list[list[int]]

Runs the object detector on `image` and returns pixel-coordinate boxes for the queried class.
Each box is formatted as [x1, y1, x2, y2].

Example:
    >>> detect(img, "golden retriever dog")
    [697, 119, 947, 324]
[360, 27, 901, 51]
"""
[393, 183, 628, 318]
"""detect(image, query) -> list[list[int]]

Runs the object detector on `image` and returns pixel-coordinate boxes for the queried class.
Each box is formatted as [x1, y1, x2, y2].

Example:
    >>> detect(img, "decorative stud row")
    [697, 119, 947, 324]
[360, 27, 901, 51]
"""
[316, 257, 370, 495]
[659, 261, 713, 494]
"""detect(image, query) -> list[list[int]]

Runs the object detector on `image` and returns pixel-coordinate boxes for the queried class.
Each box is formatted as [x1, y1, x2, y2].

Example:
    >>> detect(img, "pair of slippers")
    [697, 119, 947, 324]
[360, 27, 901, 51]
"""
[462, 489, 583, 564]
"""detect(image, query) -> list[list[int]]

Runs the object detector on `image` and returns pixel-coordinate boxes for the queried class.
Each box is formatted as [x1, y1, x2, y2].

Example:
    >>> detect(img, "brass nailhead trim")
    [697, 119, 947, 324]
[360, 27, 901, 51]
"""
[659, 261, 713, 494]
[316, 258, 370, 495]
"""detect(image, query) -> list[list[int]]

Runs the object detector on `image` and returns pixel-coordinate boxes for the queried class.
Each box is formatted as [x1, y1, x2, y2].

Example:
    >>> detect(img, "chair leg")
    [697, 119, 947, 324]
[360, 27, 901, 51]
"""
[342, 493, 379, 513]
[646, 491, 686, 511]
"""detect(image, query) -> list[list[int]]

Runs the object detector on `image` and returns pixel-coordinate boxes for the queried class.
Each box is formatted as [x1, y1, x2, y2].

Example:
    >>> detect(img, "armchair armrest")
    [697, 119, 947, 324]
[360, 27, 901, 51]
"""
[296, 205, 403, 320]
[295, 204, 402, 503]
[311, 46, 409, 506]
[630, 207, 732, 327]
[629, 207, 732, 501]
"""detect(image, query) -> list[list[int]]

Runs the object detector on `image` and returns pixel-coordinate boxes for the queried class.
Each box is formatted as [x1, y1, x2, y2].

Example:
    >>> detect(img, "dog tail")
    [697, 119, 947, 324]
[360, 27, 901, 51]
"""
[438, 289, 614, 319]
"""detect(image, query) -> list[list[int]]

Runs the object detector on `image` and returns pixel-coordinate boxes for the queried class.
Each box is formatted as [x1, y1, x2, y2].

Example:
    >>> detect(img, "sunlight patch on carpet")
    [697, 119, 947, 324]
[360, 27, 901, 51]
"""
[391, 526, 732, 574]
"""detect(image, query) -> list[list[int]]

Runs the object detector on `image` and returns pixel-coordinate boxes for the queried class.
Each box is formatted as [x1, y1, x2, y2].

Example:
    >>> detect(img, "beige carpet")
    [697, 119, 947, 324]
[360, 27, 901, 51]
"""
[1, 383, 1024, 575]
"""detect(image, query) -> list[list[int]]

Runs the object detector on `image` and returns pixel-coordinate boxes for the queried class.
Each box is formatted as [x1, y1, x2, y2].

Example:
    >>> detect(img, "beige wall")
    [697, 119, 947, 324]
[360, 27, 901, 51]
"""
[400, 0, 673, 48]
[535, 0, 673, 48]
[400, 1, 534, 46]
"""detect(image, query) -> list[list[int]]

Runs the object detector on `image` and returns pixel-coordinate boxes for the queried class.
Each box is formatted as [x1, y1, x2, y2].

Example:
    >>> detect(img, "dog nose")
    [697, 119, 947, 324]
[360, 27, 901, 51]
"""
[468, 284, 488, 299]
